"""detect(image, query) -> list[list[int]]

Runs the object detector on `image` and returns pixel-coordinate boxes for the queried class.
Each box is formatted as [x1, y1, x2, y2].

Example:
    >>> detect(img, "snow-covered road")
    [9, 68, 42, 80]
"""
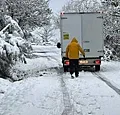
[0, 46, 120, 115]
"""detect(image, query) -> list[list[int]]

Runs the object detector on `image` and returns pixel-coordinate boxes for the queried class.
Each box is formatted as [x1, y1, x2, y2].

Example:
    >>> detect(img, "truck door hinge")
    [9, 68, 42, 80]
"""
[97, 16, 103, 19]
[83, 41, 90, 43]
[61, 17, 67, 19]
[97, 50, 104, 52]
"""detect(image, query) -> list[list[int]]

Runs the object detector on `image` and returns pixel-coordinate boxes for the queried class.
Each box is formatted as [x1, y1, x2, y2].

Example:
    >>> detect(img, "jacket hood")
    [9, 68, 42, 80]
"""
[71, 37, 78, 43]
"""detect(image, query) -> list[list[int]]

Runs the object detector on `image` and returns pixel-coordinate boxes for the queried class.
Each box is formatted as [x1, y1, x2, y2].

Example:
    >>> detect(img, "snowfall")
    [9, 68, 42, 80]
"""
[0, 45, 120, 115]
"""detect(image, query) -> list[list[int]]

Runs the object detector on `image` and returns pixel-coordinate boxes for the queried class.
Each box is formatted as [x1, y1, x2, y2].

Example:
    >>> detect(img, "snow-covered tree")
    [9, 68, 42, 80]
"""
[0, 15, 32, 80]
[52, 14, 60, 29]
[101, 0, 120, 60]
[40, 24, 55, 43]
[29, 24, 55, 45]
[62, 0, 101, 12]
[102, 0, 120, 36]
[0, 0, 52, 30]
[4, 15, 24, 37]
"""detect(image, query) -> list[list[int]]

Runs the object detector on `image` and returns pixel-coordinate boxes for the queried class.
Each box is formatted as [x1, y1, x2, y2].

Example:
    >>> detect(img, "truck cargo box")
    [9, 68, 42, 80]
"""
[58, 12, 104, 71]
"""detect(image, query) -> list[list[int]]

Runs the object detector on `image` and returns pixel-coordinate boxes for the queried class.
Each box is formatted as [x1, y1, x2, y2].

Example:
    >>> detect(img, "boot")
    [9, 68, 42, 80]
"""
[75, 72, 79, 77]
[71, 74, 74, 79]
[75, 74, 78, 77]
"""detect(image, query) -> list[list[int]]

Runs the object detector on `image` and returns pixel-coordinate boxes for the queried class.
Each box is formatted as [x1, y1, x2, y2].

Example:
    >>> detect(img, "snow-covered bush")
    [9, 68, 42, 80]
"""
[103, 46, 116, 61]
[104, 35, 120, 61]
[0, 15, 32, 79]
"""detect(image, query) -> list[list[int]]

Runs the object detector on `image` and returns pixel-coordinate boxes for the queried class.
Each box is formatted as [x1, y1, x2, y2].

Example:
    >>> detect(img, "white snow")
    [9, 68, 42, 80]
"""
[4, 15, 24, 38]
[0, 45, 120, 115]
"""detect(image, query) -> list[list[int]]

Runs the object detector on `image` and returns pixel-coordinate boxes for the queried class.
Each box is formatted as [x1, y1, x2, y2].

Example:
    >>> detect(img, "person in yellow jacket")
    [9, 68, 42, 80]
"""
[66, 37, 85, 78]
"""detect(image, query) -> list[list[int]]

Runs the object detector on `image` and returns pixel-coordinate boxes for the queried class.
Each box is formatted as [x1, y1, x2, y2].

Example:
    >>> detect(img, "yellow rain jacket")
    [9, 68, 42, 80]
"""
[66, 38, 85, 59]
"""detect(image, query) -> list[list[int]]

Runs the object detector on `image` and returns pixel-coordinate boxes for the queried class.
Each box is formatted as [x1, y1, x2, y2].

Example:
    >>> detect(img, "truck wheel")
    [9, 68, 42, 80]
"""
[95, 65, 100, 71]
[64, 67, 68, 72]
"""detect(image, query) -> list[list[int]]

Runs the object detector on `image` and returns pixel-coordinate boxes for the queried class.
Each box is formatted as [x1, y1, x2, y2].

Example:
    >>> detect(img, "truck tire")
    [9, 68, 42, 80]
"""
[95, 65, 100, 71]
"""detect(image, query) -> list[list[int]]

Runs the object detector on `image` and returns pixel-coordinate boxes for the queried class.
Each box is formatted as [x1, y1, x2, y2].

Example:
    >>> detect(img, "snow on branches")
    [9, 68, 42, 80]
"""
[0, 15, 32, 79]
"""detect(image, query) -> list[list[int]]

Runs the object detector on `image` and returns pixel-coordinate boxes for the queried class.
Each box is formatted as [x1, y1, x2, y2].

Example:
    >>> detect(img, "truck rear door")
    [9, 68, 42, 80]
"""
[82, 13, 104, 57]
[60, 13, 82, 57]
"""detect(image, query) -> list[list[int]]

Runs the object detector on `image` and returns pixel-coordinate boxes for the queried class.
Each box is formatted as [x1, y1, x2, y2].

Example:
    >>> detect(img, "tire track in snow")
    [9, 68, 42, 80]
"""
[92, 72, 120, 96]
[60, 75, 73, 115]
[57, 68, 73, 115]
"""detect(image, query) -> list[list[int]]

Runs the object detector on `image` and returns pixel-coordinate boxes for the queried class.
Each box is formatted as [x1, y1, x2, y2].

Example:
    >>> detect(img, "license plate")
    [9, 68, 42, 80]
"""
[79, 60, 88, 64]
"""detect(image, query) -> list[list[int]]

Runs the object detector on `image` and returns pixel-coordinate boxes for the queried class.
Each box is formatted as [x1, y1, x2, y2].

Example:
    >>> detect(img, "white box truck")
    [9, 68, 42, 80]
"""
[57, 12, 104, 71]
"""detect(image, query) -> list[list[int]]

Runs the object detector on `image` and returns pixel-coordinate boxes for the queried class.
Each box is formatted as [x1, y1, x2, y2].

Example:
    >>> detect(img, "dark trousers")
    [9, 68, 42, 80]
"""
[69, 59, 79, 76]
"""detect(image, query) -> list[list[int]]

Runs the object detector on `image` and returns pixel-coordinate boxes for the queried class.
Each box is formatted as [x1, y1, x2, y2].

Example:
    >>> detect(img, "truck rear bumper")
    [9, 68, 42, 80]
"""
[62, 57, 101, 72]
[62, 57, 101, 67]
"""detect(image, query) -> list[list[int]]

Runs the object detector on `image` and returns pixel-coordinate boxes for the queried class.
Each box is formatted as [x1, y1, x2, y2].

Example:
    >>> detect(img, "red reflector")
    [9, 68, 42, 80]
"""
[64, 60, 69, 65]
[95, 60, 101, 64]
[61, 12, 64, 15]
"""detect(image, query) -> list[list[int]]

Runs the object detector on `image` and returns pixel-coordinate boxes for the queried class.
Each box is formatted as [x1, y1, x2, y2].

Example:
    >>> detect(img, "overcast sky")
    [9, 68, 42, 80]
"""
[49, 0, 69, 14]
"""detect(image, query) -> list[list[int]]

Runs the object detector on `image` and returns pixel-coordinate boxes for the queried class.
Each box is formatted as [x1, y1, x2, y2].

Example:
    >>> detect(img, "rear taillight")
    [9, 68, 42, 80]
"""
[64, 60, 69, 65]
[95, 60, 101, 64]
